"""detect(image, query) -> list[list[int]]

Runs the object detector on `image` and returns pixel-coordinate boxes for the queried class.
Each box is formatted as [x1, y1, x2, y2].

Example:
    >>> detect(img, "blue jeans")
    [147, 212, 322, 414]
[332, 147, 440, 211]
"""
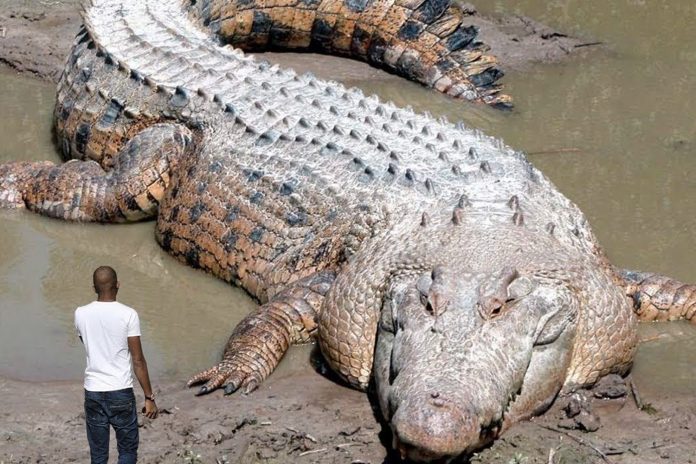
[84, 388, 139, 464]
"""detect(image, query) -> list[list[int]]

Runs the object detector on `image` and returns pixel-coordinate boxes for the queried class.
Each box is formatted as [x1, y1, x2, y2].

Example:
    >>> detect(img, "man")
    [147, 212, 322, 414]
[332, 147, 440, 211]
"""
[75, 266, 158, 464]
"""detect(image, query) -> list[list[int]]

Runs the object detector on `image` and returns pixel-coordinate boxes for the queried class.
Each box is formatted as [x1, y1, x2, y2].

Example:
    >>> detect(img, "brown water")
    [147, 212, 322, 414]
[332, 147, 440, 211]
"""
[0, 75, 254, 380]
[1, 0, 695, 391]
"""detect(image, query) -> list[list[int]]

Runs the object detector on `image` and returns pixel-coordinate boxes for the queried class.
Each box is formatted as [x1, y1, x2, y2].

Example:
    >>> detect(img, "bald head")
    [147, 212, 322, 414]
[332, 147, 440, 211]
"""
[93, 266, 118, 297]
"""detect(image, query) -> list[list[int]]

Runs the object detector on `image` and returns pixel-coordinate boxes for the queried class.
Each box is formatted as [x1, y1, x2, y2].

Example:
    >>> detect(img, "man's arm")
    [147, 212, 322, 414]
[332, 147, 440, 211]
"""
[128, 336, 158, 419]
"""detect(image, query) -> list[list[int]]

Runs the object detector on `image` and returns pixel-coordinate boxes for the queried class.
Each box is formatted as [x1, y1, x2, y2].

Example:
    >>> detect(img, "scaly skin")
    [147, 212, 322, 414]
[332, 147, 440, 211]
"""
[1, 0, 695, 461]
[187, 0, 511, 107]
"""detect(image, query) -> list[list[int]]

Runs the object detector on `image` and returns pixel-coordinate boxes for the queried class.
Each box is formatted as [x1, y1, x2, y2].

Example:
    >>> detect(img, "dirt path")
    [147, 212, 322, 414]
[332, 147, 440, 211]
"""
[4, 2, 694, 464]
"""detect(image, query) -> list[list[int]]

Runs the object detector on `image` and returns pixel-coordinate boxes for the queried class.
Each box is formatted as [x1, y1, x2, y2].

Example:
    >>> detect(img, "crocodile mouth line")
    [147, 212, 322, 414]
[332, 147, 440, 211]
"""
[476, 386, 519, 446]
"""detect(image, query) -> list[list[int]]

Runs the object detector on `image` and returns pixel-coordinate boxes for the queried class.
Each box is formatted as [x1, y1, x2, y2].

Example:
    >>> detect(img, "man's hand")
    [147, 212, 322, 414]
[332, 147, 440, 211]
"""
[129, 335, 158, 420]
[142, 399, 158, 419]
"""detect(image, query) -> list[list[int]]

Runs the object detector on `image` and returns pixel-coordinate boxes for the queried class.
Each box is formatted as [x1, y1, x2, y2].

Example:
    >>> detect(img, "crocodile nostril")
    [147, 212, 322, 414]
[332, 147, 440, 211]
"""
[430, 392, 446, 407]
[432, 398, 445, 407]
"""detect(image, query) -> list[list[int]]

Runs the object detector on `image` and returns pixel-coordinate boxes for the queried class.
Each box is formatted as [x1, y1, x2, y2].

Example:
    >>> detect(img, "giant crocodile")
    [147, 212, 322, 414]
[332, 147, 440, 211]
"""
[1, 0, 695, 461]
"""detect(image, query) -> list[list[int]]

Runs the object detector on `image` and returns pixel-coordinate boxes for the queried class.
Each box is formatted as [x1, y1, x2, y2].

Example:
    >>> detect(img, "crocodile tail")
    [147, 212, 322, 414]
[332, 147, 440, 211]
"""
[190, 0, 511, 108]
[618, 269, 696, 322]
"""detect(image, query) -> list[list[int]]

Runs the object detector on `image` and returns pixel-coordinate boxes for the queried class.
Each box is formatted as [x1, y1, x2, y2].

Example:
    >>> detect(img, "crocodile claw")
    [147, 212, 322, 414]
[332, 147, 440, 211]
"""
[243, 379, 259, 394]
[187, 364, 229, 395]
[188, 361, 263, 396]
[223, 383, 237, 395]
[223, 373, 260, 396]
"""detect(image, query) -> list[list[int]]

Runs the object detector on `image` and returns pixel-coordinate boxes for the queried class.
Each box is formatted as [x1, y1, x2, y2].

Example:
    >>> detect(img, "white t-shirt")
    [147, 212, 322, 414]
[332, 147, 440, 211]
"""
[74, 301, 141, 391]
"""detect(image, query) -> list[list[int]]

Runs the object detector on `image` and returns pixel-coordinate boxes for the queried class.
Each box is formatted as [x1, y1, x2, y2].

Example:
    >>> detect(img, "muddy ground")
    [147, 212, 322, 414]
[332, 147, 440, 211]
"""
[1, 1, 694, 464]
[3, 363, 696, 464]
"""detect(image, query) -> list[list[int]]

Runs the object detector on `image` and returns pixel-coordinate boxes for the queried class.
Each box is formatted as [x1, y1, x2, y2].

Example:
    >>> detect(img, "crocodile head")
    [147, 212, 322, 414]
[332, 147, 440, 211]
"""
[374, 265, 579, 462]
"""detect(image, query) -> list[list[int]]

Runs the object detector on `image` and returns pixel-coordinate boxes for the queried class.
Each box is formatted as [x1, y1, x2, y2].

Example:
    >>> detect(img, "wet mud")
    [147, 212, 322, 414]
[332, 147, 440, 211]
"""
[3, 352, 696, 463]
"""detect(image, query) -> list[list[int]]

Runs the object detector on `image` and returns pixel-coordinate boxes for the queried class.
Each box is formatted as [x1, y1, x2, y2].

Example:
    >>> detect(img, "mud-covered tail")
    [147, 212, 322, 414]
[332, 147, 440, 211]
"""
[188, 0, 511, 108]
[618, 269, 696, 322]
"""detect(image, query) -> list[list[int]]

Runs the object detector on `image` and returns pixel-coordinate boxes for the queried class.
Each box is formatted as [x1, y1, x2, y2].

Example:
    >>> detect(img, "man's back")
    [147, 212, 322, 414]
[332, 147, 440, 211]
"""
[75, 301, 140, 392]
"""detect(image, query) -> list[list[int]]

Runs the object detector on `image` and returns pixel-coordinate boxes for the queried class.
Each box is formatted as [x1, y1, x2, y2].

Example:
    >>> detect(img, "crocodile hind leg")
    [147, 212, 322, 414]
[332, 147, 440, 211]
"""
[619, 269, 696, 322]
[0, 124, 191, 222]
[188, 271, 336, 395]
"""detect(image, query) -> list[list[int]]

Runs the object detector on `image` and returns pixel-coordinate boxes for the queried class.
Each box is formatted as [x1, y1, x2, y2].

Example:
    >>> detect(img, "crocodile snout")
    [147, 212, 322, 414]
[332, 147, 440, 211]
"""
[391, 394, 480, 462]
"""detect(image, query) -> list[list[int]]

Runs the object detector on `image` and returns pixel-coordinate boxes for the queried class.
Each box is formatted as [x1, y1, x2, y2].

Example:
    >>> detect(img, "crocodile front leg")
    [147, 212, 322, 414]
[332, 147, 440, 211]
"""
[0, 123, 191, 222]
[188, 271, 336, 395]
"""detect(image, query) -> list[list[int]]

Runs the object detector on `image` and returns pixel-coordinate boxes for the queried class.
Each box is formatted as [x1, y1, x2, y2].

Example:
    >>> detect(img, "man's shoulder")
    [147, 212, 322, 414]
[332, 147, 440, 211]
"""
[74, 302, 92, 318]
[116, 302, 138, 315]
[113, 303, 140, 326]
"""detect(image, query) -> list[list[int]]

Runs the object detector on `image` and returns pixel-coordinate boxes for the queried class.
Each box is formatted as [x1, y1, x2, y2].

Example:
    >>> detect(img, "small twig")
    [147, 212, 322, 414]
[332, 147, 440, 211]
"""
[548, 447, 556, 464]
[527, 148, 581, 156]
[648, 442, 675, 450]
[336, 443, 357, 450]
[534, 423, 612, 463]
[0, 26, 6, 39]
[286, 426, 299, 434]
[575, 41, 604, 49]
[259, 421, 272, 426]
[305, 434, 318, 443]
[298, 448, 327, 457]
[629, 377, 644, 411]
[638, 334, 665, 344]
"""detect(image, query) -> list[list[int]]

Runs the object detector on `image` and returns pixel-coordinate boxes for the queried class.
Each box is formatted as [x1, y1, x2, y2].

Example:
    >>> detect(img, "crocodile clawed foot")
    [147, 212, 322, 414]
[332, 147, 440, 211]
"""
[187, 284, 327, 397]
[187, 360, 263, 396]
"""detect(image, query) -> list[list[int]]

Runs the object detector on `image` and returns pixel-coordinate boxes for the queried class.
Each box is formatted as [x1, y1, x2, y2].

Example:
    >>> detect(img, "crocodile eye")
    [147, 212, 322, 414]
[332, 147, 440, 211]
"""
[420, 292, 437, 314]
[426, 299, 434, 313]
[419, 292, 428, 307]
[477, 296, 509, 320]
[490, 302, 504, 317]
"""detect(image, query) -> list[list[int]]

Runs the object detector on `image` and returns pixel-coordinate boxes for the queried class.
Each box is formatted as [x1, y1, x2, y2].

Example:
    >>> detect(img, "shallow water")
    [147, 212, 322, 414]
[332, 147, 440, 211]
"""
[0, 75, 255, 380]
[0, 0, 695, 394]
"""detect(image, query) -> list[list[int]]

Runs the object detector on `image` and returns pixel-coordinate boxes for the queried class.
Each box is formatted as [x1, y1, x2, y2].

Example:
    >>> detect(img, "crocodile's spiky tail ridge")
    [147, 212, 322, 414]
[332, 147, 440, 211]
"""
[619, 269, 696, 322]
[189, 0, 511, 108]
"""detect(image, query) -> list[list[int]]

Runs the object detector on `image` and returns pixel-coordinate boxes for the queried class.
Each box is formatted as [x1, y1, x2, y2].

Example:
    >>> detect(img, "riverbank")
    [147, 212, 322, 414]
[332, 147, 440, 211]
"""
[3, 363, 696, 463]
